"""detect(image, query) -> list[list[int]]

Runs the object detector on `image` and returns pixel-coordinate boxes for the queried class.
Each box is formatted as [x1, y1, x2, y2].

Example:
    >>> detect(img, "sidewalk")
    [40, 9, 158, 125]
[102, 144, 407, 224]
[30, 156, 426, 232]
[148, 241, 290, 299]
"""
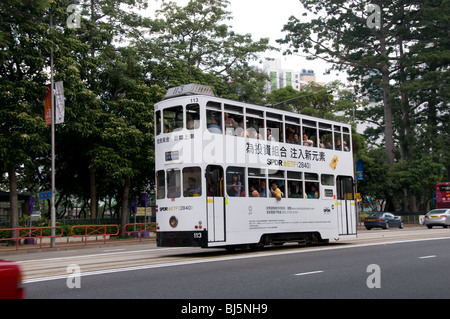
[0, 233, 156, 256]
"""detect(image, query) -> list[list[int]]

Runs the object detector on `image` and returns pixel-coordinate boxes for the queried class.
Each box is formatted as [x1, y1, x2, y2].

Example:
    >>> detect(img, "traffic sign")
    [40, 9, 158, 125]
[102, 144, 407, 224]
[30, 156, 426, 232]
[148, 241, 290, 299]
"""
[39, 191, 51, 200]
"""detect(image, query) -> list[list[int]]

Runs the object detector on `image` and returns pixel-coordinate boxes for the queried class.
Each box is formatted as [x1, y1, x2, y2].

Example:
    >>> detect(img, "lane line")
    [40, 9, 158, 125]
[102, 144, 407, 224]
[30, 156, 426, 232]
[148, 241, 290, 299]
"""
[419, 255, 437, 259]
[294, 270, 324, 276]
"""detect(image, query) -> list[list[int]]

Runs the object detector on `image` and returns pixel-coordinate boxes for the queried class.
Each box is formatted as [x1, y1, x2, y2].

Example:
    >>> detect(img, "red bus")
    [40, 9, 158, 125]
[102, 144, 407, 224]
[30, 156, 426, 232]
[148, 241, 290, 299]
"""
[436, 182, 450, 209]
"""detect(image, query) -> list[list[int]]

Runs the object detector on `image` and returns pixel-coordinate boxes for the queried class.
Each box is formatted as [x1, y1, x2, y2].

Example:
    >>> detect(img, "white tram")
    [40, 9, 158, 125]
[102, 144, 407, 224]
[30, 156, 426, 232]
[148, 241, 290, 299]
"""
[154, 84, 356, 249]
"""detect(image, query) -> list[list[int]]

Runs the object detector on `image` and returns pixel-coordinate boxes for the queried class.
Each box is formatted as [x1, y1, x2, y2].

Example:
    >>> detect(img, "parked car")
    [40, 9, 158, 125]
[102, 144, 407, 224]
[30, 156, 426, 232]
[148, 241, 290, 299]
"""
[0, 260, 25, 299]
[364, 212, 404, 230]
[423, 208, 450, 229]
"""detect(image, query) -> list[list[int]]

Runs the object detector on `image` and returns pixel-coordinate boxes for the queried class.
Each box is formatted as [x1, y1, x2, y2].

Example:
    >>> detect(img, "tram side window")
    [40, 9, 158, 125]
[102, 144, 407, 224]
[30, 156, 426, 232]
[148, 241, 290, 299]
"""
[156, 170, 165, 199]
[167, 169, 181, 198]
[226, 166, 245, 197]
[267, 120, 282, 142]
[207, 110, 223, 134]
[321, 174, 335, 198]
[285, 123, 300, 144]
[287, 171, 303, 199]
[164, 106, 183, 133]
[156, 110, 162, 136]
[183, 167, 202, 197]
[248, 168, 267, 197]
[269, 170, 285, 199]
[246, 116, 264, 139]
[186, 104, 200, 130]
[334, 126, 342, 151]
[231, 114, 245, 137]
[305, 173, 319, 199]
[343, 128, 351, 152]
[319, 123, 333, 149]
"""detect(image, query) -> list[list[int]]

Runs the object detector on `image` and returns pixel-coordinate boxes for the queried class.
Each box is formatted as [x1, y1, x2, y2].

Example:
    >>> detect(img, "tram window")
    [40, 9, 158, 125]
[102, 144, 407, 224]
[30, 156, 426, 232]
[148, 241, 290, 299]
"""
[206, 110, 222, 134]
[186, 104, 200, 130]
[156, 111, 162, 136]
[226, 166, 245, 197]
[343, 129, 351, 152]
[334, 125, 342, 151]
[302, 127, 316, 147]
[224, 112, 240, 136]
[156, 170, 165, 199]
[232, 114, 245, 137]
[267, 120, 282, 142]
[164, 106, 183, 133]
[321, 174, 335, 186]
[206, 165, 224, 197]
[319, 123, 333, 149]
[337, 176, 354, 200]
[167, 169, 181, 198]
[248, 168, 267, 197]
[288, 181, 303, 198]
[246, 116, 264, 139]
[249, 178, 266, 197]
[287, 171, 303, 198]
[183, 167, 202, 197]
[269, 170, 285, 198]
[305, 173, 319, 199]
[285, 123, 300, 144]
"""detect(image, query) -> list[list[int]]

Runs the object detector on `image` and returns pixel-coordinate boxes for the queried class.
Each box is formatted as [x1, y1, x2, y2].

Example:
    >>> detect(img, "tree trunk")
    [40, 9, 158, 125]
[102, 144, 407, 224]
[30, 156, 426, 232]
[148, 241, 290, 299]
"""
[8, 165, 19, 238]
[120, 176, 131, 237]
[89, 166, 97, 219]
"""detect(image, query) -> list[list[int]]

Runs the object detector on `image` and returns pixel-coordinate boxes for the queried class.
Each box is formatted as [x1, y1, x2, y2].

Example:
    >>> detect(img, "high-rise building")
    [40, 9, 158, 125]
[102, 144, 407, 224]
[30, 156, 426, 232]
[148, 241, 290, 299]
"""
[262, 59, 322, 93]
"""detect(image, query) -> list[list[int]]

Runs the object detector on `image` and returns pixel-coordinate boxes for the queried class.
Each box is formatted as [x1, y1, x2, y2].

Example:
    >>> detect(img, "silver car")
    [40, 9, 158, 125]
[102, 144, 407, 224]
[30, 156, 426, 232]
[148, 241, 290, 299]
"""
[424, 209, 450, 229]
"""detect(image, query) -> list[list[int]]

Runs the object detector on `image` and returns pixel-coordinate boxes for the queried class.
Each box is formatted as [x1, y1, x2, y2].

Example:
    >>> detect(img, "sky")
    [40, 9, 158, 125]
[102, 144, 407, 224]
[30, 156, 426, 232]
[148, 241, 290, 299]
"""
[146, 0, 347, 84]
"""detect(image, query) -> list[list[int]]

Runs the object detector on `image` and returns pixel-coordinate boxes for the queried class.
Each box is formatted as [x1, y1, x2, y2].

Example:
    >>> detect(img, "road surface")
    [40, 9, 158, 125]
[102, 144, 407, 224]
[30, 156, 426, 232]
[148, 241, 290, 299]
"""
[5, 226, 450, 301]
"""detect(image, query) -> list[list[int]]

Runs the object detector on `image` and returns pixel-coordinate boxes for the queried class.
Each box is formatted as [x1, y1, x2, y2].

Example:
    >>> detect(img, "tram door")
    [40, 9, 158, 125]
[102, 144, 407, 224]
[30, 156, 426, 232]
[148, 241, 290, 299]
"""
[206, 166, 225, 242]
[336, 176, 357, 235]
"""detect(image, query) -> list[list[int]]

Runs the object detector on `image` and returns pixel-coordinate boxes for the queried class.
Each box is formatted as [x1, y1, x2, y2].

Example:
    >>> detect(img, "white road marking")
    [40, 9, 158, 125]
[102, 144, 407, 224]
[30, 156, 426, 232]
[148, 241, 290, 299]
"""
[294, 270, 324, 276]
[419, 255, 437, 259]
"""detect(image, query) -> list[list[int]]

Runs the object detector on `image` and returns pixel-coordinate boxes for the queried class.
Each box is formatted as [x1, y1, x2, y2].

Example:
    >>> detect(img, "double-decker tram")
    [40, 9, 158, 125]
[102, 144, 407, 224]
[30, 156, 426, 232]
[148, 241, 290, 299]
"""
[436, 182, 450, 209]
[154, 84, 357, 249]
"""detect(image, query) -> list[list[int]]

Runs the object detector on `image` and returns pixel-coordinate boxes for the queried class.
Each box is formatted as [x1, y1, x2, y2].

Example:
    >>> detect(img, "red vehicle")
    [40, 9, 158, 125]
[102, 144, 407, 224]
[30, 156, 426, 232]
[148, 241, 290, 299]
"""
[0, 260, 25, 299]
[436, 182, 450, 209]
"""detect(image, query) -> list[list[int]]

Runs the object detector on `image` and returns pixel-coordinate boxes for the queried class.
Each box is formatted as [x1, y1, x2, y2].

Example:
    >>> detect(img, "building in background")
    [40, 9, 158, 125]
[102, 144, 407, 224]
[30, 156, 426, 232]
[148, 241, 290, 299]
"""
[262, 58, 325, 93]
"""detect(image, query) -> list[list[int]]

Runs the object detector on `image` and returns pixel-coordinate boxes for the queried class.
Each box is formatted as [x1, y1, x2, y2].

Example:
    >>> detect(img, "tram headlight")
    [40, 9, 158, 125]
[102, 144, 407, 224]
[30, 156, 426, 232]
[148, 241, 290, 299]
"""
[169, 216, 178, 228]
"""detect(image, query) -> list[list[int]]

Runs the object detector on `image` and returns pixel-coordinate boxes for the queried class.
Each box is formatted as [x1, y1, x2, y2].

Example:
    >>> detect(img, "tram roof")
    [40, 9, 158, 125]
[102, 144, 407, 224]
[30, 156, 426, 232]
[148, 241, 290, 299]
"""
[160, 84, 350, 127]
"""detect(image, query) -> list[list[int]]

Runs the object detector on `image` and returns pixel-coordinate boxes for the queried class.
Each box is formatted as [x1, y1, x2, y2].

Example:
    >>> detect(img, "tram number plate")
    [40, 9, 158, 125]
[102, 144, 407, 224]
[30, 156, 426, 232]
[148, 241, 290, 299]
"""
[193, 232, 202, 239]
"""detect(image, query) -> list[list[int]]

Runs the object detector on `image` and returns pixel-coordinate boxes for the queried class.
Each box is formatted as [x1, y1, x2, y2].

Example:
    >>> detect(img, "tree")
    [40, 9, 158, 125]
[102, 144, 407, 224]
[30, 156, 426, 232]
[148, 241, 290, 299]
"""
[0, 0, 51, 229]
[49, 0, 154, 223]
[279, 0, 449, 211]
[140, 0, 273, 101]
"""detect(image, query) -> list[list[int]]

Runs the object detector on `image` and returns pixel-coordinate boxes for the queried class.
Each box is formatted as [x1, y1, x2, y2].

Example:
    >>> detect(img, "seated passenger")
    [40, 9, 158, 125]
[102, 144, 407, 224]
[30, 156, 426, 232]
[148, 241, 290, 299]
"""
[227, 174, 242, 197]
[208, 116, 222, 134]
[288, 185, 300, 198]
[184, 177, 201, 197]
[292, 133, 301, 145]
[249, 184, 260, 197]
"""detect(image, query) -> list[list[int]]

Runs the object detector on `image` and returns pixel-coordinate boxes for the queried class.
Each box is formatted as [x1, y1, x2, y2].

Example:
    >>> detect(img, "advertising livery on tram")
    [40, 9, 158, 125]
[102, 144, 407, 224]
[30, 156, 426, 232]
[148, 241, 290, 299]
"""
[154, 84, 356, 249]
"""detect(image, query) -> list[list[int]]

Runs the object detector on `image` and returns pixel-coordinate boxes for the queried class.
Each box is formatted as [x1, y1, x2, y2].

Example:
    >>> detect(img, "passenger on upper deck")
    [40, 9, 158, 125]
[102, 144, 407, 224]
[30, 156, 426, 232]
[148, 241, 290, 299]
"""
[303, 133, 313, 147]
[208, 115, 222, 134]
